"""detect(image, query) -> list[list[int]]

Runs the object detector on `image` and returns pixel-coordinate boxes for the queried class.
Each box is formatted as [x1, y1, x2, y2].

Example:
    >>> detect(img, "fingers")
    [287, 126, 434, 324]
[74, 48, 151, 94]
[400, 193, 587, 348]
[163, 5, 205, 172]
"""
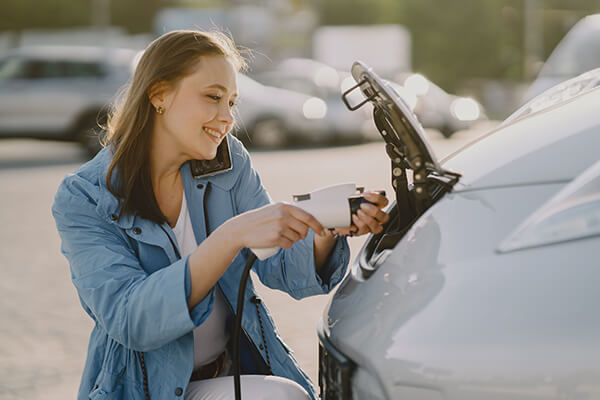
[267, 203, 323, 248]
[363, 191, 389, 208]
[286, 204, 325, 236]
[280, 215, 311, 245]
[354, 210, 382, 234]
[359, 202, 390, 225]
[347, 192, 391, 236]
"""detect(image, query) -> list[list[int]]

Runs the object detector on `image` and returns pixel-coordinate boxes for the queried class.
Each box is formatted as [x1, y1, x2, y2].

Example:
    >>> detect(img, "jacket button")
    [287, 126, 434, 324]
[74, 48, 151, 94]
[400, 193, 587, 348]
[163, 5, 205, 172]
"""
[196, 183, 204, 189]
[174, 387, 183, 396]
[133, 227, 142, 235]
[259, 344, 264, 350]
[110, 213, 118, 221]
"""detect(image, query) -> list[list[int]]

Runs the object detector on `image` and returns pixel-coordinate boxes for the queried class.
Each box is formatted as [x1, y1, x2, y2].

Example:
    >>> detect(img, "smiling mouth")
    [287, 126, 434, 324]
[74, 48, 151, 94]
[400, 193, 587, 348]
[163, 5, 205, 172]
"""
[203, 126, 225, 141]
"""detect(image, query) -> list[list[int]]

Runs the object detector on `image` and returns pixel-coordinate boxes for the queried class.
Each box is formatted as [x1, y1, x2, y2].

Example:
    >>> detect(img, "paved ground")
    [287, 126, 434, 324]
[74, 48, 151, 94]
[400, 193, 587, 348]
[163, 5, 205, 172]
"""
[0, 122, 495, 399]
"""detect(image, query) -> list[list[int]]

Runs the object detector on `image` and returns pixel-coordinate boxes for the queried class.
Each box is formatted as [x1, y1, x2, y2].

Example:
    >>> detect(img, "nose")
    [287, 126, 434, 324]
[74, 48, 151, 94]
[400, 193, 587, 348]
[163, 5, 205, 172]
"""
[218, 103, 235, 126]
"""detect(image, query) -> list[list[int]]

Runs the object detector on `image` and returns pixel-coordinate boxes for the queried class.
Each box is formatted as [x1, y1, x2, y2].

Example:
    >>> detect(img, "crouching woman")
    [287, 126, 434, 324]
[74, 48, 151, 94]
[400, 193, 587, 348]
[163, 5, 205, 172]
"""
[52, 30, 389, 400]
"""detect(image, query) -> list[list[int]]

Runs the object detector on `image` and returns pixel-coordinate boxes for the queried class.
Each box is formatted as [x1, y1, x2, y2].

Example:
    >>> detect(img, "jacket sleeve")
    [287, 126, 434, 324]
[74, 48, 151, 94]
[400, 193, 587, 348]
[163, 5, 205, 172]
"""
[52, 177, 214, 352]
[232, 148, 350, 299]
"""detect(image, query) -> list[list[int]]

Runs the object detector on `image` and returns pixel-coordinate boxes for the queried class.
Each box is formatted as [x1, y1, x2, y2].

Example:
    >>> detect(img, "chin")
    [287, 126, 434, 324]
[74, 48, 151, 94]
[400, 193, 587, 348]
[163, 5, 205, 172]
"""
[197, 147, 218, 161]
[191, 140, 219, 160]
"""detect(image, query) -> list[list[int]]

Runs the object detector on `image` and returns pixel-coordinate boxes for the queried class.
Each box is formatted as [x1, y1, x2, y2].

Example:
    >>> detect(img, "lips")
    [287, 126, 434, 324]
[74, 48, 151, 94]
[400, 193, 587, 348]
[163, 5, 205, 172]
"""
[203, 126, 226, 143]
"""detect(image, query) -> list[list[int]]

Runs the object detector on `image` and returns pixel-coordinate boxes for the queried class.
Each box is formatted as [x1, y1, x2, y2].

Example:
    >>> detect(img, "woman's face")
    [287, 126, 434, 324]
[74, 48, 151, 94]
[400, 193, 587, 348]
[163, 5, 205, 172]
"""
[154, 55, 238, 161]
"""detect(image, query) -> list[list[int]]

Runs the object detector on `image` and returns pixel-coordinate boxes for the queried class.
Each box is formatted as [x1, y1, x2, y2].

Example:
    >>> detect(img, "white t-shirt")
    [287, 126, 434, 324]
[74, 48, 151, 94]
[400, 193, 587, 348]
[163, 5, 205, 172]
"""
[172, 193, 230, 368]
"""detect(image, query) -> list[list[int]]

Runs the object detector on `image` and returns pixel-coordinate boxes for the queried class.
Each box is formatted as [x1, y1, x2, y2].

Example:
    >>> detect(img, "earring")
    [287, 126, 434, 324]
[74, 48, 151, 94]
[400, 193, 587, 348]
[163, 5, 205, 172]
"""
[156, 106, 165, 114]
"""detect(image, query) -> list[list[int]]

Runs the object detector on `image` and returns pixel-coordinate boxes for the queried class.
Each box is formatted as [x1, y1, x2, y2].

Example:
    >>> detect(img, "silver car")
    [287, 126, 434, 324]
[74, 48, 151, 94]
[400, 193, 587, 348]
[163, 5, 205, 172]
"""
[394, 72, 487, 138]
[0, 45, 137, 155]
[255, 58, 378, 144]
[318, 63, 600, 399]
[234, 73, 336, 148]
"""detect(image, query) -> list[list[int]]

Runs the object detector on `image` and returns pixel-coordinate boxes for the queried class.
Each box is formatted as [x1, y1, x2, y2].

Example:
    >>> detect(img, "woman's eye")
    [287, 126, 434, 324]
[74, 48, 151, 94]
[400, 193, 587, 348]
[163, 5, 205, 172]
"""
[207, 94, 221, 101]
[229, 100, 238, 108]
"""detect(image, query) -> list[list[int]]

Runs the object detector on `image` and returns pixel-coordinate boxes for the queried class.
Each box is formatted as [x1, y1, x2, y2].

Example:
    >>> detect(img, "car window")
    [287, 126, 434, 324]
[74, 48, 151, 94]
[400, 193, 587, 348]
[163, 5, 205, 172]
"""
[0, 58, 105, 80]
[63, 61, 106, 78]
[0, 57, 24, 80]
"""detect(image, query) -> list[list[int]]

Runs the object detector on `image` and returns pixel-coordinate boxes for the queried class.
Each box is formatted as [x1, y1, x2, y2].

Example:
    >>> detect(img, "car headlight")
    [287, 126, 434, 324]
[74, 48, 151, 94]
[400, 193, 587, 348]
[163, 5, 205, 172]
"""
[498, 159, 600, 252]
[303, 97, 327, 119]
[450, 97, 480, 121]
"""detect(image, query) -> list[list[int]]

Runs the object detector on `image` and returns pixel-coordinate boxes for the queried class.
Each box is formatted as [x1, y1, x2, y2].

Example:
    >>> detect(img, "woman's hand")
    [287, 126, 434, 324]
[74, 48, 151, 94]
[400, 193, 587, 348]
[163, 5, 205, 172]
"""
[331, 191, 390, 237]
[228, 202, 326, 252]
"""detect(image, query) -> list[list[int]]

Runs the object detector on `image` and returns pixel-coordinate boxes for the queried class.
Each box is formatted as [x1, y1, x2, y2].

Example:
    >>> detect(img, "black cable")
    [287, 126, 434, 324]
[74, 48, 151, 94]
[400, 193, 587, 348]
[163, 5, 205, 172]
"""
[233, 252, 257, 400]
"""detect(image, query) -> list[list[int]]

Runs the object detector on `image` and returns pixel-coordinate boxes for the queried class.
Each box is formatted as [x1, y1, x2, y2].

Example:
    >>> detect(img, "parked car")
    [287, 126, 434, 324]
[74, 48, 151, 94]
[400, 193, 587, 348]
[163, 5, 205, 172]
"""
[395, 72, 487, 137]
[318, 63, 600, 399]
[524, 13, 600, 101]
[0, 45, 138, 155]
[254, 58, 378, 144]
[234, 72, 348, 148]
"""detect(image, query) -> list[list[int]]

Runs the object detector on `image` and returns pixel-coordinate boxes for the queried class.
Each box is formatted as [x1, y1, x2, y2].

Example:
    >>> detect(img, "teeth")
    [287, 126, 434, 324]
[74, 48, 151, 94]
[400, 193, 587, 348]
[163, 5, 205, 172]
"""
[203, 127, 222, 138]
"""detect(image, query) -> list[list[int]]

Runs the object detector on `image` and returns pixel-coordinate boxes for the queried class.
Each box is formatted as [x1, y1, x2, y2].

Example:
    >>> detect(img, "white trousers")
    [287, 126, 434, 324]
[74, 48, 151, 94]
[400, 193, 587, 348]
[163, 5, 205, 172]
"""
[184, 375, 311, 400]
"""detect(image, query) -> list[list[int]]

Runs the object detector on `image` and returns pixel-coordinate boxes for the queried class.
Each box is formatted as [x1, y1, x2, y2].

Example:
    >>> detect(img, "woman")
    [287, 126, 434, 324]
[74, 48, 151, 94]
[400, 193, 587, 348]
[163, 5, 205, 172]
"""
[52, 30, 389, 400]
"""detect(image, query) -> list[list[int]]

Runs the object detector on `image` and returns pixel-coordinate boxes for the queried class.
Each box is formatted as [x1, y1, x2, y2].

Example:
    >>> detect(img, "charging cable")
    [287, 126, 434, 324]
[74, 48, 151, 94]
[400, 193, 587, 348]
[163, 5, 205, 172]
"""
[233, 252, 258, 400]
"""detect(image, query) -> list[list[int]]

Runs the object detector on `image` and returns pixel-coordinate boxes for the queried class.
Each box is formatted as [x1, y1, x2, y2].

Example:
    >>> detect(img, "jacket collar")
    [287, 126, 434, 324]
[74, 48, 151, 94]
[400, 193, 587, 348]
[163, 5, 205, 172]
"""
[185, 135, 241, 191]
[96, 136, 241, 230]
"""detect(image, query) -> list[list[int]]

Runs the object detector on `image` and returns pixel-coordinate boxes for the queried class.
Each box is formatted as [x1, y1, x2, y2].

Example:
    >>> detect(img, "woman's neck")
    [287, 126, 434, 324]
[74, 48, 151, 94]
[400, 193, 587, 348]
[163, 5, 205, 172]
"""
[149, 127, 186, 227]
[149, 125, 186, 188]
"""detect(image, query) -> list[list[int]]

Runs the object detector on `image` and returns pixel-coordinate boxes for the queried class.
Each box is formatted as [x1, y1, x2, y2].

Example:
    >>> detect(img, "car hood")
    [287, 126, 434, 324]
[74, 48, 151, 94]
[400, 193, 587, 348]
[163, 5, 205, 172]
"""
[443, 86, 600, 192]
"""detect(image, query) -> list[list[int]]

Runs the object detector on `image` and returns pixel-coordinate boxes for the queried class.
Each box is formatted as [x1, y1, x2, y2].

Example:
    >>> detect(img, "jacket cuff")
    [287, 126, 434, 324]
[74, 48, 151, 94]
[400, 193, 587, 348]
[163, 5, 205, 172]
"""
[313, 232, 350, 290]
[283, 230, 350, 297]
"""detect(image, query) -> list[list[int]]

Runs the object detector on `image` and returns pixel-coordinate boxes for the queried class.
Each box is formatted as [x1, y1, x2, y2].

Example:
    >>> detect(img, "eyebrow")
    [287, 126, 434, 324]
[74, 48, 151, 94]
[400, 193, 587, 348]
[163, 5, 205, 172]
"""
[206, 84, 238, 97]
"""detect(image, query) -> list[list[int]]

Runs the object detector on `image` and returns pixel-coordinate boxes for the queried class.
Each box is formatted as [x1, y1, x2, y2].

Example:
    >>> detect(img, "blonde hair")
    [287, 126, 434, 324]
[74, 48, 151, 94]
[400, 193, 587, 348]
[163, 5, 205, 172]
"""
[105, 30, 246, 223]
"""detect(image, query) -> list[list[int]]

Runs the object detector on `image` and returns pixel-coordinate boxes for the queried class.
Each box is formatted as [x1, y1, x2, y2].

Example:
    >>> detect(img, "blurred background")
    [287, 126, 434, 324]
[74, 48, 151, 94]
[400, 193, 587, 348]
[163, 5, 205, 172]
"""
[2, 0, 600, 152]
[2, 1, 600, 399]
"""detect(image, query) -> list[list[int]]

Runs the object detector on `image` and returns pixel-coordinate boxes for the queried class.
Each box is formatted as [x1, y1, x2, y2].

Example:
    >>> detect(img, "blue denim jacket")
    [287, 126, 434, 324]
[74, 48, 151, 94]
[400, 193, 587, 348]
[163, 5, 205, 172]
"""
[52, 136, 350, 399]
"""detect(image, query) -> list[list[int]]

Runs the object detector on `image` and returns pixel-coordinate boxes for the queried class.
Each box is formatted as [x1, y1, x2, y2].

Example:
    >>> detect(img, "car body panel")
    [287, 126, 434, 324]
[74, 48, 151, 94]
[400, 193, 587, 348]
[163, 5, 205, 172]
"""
[0, 77, 115, 135]
[443, 87, 600, 192]
[320, 63, 600, 400]
[0, 46, 136, 140]
[234, 73, 332, 144]
[255, 58, 378, 142]
[325, 183, 600, 399]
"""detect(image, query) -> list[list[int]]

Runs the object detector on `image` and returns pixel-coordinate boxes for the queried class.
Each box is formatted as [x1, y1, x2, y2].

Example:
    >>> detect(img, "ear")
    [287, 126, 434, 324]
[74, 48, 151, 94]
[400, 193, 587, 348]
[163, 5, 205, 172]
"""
[148, 81, 170, 108]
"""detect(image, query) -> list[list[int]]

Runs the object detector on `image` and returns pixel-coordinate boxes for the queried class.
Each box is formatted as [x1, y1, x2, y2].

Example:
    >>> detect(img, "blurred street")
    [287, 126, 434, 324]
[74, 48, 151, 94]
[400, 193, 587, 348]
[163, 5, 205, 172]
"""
[0, 122, 496, 399]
